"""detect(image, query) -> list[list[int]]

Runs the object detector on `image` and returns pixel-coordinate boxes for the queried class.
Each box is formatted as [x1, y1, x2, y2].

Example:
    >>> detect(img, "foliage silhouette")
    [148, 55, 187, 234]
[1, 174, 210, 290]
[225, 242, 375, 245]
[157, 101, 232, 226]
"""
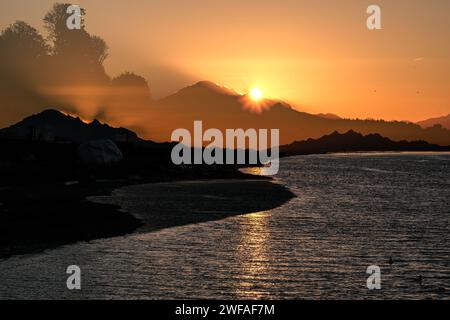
[0, 2, 149, 129]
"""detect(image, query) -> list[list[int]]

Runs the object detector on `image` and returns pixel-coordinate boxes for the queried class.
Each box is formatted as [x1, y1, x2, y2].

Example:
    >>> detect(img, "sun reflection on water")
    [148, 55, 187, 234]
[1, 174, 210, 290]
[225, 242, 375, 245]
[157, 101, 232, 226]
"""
[234, 211, 271, 299]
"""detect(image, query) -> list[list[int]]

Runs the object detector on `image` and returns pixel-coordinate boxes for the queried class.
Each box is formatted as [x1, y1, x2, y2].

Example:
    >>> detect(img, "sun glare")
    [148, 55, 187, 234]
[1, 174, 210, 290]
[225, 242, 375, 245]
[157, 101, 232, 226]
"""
[249, 87, 264, 101]
[241, 87, 271, 114]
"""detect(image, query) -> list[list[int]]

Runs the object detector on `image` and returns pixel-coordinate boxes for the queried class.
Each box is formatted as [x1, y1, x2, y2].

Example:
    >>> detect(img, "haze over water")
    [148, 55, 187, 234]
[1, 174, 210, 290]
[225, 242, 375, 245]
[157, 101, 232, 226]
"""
[0, 153, 449, 299]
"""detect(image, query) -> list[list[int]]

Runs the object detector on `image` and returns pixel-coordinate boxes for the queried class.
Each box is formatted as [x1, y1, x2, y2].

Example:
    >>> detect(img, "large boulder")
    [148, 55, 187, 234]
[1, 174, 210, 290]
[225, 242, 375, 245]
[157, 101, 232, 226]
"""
[78, 140, 123, 165]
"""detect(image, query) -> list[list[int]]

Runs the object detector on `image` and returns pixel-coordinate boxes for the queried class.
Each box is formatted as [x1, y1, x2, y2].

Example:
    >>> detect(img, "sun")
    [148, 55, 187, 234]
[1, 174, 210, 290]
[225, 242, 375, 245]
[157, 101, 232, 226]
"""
[249, 87, 264, 101]
[240, 86, 270, 113]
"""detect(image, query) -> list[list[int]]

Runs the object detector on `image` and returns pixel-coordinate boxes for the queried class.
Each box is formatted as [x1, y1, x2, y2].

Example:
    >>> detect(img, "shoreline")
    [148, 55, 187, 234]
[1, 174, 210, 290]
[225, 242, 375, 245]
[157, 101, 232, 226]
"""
[280, 150, 450, 159]
[0, 168, 294, 260]
[89, 179, 295, 234]
[0, 180, 142, 260]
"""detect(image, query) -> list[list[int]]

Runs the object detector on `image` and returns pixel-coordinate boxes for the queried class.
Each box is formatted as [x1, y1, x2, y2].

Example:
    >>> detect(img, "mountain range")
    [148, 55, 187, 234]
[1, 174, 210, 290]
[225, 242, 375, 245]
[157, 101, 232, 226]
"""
[145, 81, 450, 146]
[1, 110, 448, 158]
[280, 130, 450, 156]
[1, 81, 450, 147]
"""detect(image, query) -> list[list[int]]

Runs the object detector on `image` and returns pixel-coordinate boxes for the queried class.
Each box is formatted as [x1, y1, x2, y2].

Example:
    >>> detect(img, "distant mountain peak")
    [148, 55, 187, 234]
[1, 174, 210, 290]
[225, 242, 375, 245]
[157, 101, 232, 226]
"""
[326, 129, 362, 139]
[31, 108, 69, 120]
[345, 129, 360, 135]
[194, 80, 220, 88]
[39, 109, 65, 116]
[417, 114, 450, 130]
[0, 109, 139, 143]
[182, 81, 241, 96]
[90, 119, 102, 126]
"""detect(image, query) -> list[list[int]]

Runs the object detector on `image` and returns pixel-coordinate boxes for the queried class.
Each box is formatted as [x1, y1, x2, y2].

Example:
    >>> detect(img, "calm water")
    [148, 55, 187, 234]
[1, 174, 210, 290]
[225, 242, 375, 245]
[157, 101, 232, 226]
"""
[0, 153, 449, 299]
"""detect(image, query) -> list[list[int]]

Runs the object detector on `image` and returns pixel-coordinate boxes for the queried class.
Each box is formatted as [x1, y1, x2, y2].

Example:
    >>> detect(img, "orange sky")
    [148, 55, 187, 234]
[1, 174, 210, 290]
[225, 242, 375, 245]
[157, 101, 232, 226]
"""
[1, 0, 449, 122]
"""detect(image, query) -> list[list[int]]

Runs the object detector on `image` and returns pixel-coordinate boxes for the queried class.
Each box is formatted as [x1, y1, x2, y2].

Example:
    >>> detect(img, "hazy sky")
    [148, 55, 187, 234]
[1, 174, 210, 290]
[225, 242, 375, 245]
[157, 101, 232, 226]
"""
[1, 0, 449, 121]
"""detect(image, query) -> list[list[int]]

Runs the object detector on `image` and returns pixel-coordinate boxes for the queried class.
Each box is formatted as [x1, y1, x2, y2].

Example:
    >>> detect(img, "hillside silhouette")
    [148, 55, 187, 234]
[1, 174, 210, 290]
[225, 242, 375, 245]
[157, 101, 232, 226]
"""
[149, 81, 450, 146]
[280, 130, 450, 156]
[418, 114, 450, 130]
[2, 109, 448, 157]
[0, 109, 139, 143]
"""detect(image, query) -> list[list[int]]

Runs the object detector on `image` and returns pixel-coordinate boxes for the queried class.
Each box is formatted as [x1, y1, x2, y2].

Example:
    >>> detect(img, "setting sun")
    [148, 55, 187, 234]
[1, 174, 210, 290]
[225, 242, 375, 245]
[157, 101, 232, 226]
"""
[249, 88, 264, 101]
[241, 87, 271, 114]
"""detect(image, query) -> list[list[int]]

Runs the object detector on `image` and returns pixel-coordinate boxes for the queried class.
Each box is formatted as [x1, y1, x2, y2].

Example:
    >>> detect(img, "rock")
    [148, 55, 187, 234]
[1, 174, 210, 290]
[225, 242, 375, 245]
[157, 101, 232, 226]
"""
[78, 139, 123, 165]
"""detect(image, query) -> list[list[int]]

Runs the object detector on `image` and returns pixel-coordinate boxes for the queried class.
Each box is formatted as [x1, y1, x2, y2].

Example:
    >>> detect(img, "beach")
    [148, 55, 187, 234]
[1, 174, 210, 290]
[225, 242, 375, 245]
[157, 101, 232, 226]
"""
[89, 179, 295, 233]
[0, 170, 294, 260]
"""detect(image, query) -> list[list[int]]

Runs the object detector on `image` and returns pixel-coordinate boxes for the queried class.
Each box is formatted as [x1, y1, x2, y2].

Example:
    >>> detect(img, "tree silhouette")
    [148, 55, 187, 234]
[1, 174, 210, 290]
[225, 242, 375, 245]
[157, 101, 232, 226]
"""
[0, 2, 153, 129]
[44, 3, 108, 65]
[44, 3, 86, 46]
[0, 21, 53, 126]
[0, 21, 49, 76]
[42, 3, 109, 85]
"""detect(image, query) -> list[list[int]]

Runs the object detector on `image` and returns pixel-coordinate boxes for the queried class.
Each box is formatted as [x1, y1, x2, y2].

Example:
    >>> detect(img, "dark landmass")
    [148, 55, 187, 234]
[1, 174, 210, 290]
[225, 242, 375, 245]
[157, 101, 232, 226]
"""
[417, 114, 450, 130]
[91, 179, 295, 234]
[280, 130, 450, 156]
[0, 181, 141, 259]
[0, 109, 140, 143]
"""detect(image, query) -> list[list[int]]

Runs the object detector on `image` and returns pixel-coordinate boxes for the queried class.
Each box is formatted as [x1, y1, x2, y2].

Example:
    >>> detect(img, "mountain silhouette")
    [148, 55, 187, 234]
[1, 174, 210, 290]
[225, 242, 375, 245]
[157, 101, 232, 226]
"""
[280, 130, 450, 156]
[315, 113, 342, 120]
[1, 109, 449, 159]
[0, 109, 139, 143]
[417, 114, 450, 130]
[148, 81, 450, 146]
